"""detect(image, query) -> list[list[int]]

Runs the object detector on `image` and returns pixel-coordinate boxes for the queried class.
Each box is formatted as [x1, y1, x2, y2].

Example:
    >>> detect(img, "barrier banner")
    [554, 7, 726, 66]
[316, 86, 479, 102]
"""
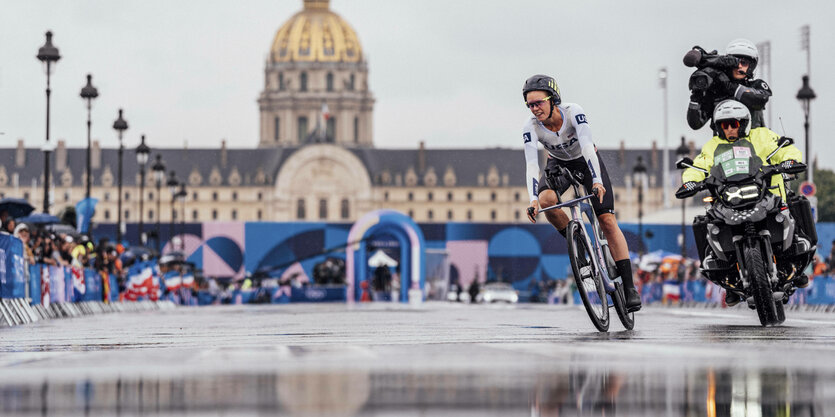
[71, 266, 86, 301]
[49, 265, 66, 303]
[29, 264, 41, 305]
[83, 269, 102, 302]
[64, 266, 73, 302]
[290, 286, 347, 302]
[0, 235, 24, 298]
[807, 276, 835, 305]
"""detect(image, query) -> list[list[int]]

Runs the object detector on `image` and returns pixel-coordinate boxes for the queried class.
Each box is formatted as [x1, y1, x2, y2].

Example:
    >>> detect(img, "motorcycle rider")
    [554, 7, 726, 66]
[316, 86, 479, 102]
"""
[521, 74, 641, 312]
[687, 39, 772, 131]
[678, 99, 804, 306]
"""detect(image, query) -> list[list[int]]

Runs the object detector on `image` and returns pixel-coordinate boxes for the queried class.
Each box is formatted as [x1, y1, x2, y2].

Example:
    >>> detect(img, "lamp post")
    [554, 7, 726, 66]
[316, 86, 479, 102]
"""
[659, 67, 670, 209]
[135, 135, 151, 245]
[632, 155, 648, 254]
[151, 154, 165, 252]
[113, 109, 128, 244]
[676, 137, 690, 258]
[80, 74, 98, 202]
[37, 31, 60, 214]
[166, 171, 179, 251]
[796, 75, 816, 184]
[177, 183, 187, 251]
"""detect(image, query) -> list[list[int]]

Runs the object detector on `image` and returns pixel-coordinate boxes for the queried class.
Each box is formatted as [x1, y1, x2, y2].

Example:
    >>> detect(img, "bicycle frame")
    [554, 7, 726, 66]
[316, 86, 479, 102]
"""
[539, 174, 619, 294]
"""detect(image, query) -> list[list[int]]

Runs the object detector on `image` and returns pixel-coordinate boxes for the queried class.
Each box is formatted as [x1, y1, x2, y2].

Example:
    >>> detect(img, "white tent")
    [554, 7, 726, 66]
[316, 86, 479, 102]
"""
[368, 250, 398, 267]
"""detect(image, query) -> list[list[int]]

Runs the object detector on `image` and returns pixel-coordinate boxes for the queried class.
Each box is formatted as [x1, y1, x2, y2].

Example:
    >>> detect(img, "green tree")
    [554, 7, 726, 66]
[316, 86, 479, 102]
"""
[791, 168, 835, 222]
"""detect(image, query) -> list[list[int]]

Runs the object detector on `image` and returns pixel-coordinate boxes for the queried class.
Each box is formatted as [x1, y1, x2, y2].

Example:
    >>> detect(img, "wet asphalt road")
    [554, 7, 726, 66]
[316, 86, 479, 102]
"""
[2, 301, 835, 416]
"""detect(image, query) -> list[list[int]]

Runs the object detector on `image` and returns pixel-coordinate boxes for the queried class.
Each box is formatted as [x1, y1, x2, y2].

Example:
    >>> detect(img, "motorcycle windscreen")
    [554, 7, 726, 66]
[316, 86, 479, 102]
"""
[709, 139, 763, 182]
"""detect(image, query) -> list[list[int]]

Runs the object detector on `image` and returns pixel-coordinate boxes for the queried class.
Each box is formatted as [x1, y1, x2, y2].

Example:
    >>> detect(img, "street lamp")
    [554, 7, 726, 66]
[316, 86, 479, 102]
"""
[166, 170, 179, 251]
[796, 75, 816, 184]
[659, 67, 670, 209]
[80, 74, 98, 202]
[151, 155, 166, 252]
[676, 137, 690, 258]
[632, 155, 648, 254]
[113, 109, 128, 244]
[177, 183, 187, 251]
[136, 135, 151, 245]
[37, 31, 61, 213]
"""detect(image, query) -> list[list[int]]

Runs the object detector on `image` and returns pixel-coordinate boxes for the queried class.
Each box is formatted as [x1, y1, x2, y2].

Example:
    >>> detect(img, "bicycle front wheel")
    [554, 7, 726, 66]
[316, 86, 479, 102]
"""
[567, 220, 610, 332]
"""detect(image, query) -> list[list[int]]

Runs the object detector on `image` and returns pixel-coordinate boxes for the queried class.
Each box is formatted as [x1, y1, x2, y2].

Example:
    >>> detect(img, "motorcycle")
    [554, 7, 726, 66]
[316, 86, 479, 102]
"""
[675, 137, 815, 326]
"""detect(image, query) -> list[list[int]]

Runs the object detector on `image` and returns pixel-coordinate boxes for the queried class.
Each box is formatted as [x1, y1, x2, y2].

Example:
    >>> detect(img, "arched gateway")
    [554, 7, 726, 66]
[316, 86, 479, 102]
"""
[346, 210, 425, 302]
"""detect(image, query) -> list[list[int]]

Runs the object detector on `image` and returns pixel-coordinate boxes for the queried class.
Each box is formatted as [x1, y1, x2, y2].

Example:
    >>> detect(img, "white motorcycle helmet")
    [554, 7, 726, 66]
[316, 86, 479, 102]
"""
[713, 100, 751, 141]
[725, 38, 759, 76]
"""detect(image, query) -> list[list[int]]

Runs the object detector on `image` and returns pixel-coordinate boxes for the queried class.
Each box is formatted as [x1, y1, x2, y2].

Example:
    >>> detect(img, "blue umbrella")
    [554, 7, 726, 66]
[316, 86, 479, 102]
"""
[0, 197, 35, 219]
[17, 213, 61, 225]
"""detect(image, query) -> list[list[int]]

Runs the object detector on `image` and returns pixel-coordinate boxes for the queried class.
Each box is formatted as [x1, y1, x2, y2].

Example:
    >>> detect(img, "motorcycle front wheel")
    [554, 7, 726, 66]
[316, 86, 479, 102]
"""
[745, 243, 781, 326]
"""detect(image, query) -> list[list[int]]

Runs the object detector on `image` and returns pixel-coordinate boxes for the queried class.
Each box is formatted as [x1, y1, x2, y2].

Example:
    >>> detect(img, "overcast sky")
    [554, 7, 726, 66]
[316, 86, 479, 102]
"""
[2, 0, 833, 168]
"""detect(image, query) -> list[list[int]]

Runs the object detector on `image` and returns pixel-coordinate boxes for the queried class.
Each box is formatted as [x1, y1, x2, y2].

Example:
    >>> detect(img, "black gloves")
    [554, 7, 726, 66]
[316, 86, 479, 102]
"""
[780, 160, 798, 170]
[714, 72, 738, 96]
[675, 181, 702, 199]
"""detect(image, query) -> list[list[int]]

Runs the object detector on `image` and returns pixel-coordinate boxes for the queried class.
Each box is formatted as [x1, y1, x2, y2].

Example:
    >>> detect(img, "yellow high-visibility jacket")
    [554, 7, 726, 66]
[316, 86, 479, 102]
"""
[682, 127, 802, 201]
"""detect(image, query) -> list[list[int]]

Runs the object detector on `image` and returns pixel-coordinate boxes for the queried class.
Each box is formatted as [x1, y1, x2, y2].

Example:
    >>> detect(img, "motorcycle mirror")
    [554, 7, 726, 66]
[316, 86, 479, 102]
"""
[778, 137, 794, 147]
[676, 157, 694, 170]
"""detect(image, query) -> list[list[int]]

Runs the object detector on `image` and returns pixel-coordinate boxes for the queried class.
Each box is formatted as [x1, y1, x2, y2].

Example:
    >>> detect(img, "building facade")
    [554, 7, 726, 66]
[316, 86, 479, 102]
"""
[0, 0, 678, 231]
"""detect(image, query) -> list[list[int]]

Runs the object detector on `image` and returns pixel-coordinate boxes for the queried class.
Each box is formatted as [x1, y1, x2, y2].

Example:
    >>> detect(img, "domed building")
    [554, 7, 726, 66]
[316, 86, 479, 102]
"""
[258, 0, 374, 147]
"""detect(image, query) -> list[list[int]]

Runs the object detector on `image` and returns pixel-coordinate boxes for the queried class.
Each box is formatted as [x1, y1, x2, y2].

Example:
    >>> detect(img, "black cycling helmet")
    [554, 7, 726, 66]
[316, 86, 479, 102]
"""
[522, 74, 561, 105]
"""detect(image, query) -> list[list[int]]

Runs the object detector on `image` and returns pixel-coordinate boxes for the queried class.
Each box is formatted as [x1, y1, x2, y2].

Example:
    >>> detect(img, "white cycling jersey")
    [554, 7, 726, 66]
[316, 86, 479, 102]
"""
[523, 102, 602, 202]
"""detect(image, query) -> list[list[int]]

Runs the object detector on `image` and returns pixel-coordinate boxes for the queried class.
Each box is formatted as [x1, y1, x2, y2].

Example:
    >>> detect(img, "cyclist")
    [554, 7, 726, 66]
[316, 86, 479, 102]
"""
[679, 99, 806, 306]
[522, 74, 641, 312]
[687, 38, 772, 131]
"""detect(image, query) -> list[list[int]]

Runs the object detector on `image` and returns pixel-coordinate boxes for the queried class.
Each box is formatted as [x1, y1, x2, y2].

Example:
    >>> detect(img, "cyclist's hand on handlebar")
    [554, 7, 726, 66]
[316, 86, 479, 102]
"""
[592, 183, 606, 203]
[527, 201, 539, 223]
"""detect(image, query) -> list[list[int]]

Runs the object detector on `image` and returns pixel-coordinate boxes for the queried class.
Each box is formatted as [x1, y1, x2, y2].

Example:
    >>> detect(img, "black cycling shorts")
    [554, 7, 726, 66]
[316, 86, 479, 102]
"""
[537, 152, 615, 215]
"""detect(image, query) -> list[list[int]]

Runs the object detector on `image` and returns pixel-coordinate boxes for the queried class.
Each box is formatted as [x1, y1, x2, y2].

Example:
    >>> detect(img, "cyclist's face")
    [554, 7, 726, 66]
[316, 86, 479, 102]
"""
[525, 90, 551, 120]
[720, 120, 741, 141]
[732, 57, 751, 80]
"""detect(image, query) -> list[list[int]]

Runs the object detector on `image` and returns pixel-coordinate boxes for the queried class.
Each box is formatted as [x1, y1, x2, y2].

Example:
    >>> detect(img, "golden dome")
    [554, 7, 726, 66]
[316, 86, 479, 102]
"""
[270, 0, 363, 63]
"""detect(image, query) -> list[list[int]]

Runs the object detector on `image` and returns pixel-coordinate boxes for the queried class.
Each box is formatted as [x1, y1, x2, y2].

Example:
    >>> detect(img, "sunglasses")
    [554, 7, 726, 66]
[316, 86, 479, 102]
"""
[718, 119, 741, 130]
[737, 57, 751, 67]
[525, 96, 552, 109]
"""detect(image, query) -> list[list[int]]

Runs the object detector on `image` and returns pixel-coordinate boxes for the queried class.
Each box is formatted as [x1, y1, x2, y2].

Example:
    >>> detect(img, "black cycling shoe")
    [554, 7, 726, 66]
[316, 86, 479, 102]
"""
[725, 290, 742, 307]
[625, 288, 641, 312]
[794, 274, 810, 288]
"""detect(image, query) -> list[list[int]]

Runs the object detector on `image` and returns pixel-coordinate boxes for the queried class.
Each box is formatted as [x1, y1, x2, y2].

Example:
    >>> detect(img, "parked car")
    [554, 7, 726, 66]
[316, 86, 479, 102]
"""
[476, 282, 519, 304]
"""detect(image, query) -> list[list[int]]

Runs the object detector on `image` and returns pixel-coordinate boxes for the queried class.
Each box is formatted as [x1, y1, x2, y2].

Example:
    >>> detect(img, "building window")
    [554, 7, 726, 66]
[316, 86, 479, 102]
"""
[514, 192, 520, 202]
[300, 71, 307, 91]
[408, 209, 414, 218]
[491, 210, 497, 221]
[192, 210, 198, 221]
[278, 72, 284, 90]
[104, 192, 110, 201]
[384, 191, 389, 201]
[257, 192, 263, 201]
[172, 210, 176, 220]
[274, 117, 281, 142]
[319, 198, 328, 219]
[232, 210, 237, 220]
[192, 192, 198, 201]
[212, 210, 218, 220]
[232, 192, 238, 201]
[427, 210, 433, 220]
[515, 211, 520, 220]
[467, 192, 472, 202]
[125, 210, 130, 220]
[341, 199, 349, 219]
[212, 192, 218, 201]
[125, 192, 130, 201]
[353, 117, 359, 143]
[408, 192, 413, 202]
[467, 210, 472, 220]
[64, 192, 70, 202]
[447, 210, 453, 220]
[149, 192, 154, 201]
[149, 210, 154, 220]
[428, 192, 434, 201]
[23, 192, 30, 200]
[491, 192, 496, 202]
[104, 210, 110, 220]
[349, 73, 355, 91]
[297, 199, 305, 219]
[257, 210, 262, 220]
[326, 118, 336, 142]
[326, 72, 334, 91]
[298, 116, 308, 143]
[447, 192, 453, 202]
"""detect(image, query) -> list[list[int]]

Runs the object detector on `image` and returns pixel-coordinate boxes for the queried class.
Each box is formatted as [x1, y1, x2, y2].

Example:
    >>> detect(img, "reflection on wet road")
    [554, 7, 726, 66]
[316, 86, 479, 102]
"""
[1, 303, 834, 416]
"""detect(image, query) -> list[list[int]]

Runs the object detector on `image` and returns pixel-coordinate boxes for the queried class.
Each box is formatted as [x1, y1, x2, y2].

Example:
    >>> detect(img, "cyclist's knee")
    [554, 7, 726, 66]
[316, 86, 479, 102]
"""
[538, 190, 558, 207]
[598, 213, 618, 232]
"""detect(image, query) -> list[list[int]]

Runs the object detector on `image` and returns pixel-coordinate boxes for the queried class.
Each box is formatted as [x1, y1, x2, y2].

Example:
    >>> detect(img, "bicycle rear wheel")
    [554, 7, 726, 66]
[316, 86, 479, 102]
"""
[567, 220, 609, 332]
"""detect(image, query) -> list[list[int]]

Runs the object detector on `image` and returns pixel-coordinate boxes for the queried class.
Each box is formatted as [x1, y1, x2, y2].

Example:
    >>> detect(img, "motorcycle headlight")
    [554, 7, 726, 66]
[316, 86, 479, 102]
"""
[722, 184, 760, 206]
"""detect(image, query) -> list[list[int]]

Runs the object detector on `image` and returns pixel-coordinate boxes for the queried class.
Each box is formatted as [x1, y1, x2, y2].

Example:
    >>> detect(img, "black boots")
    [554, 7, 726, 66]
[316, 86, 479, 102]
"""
[616, 259, 642, 312]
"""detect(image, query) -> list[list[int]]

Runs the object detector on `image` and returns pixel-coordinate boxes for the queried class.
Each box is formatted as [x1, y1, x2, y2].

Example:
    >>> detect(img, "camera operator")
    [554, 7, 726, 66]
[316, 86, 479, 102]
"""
[685, 39, 771, 131]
